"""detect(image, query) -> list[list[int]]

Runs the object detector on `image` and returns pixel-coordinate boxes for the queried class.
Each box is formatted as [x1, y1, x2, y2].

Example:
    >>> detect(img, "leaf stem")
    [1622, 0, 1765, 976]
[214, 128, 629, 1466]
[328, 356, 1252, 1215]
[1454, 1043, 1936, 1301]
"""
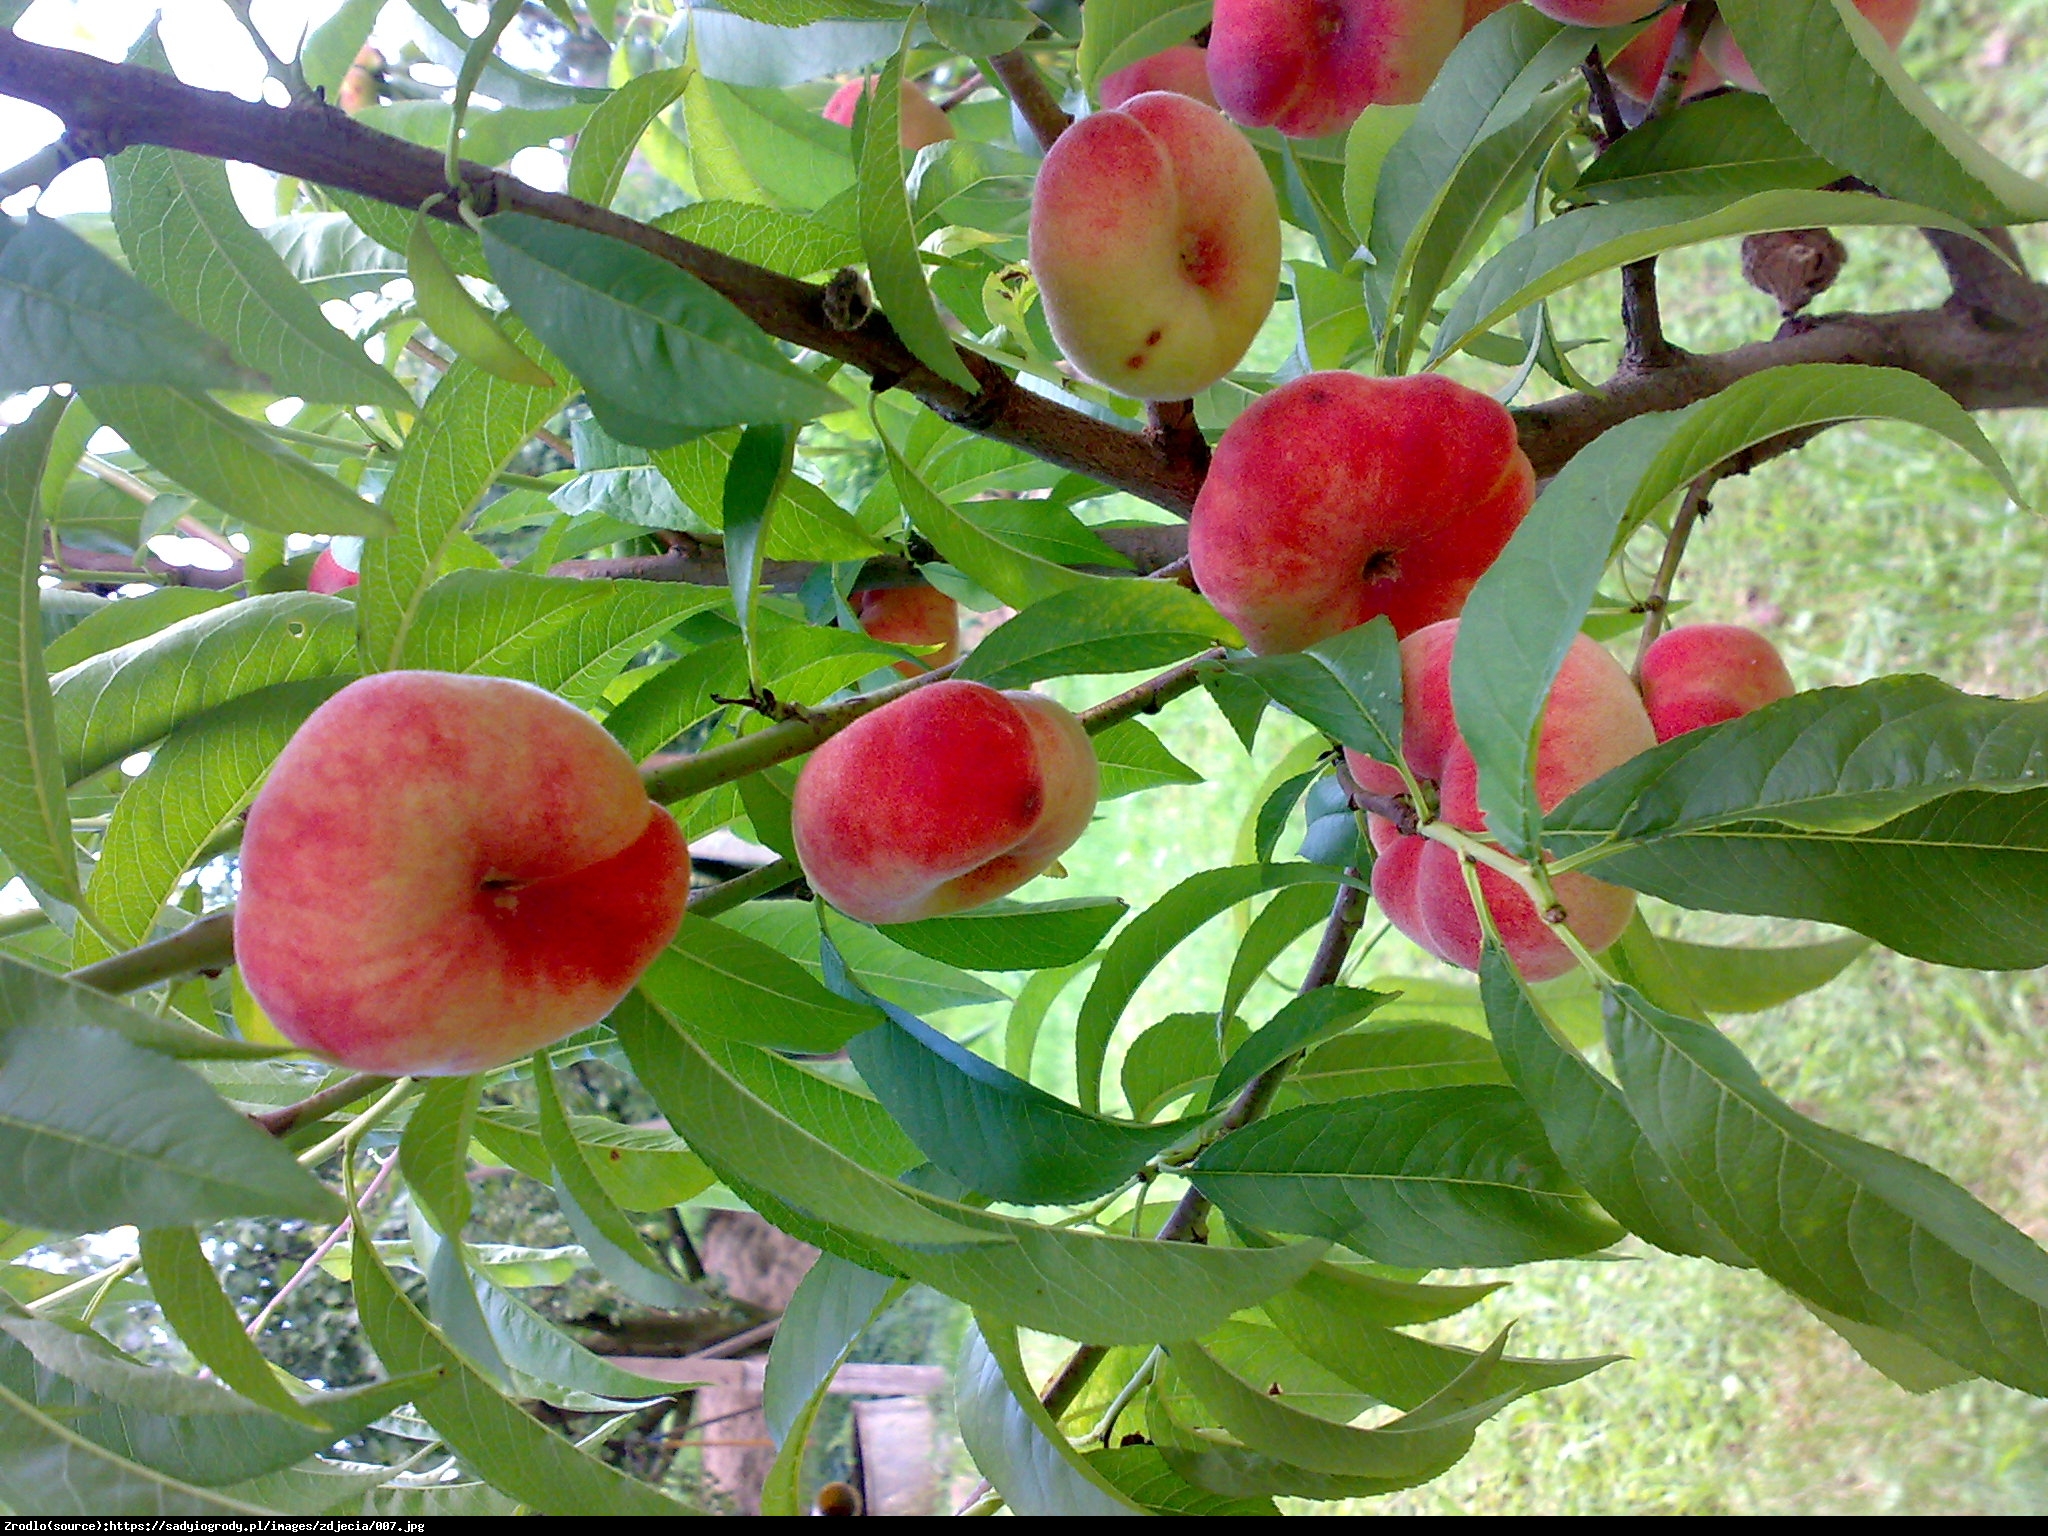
[64, 910, 235, 994]
[986, 49, 1071, 154]
[295, 1076, 415, 1167]
[28, 1254, 138, 1315]
[1632, 472, 1717, 683]
[247, 1150, 398, 1338]
[254, 1071, 394, 1139]
[1087, 1345, 1160, 1447]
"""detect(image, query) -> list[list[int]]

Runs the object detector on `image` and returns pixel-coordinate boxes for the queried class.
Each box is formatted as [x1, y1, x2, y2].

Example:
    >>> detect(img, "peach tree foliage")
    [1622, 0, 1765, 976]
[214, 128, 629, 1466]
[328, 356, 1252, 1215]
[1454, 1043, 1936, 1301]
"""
[3, 0, 2048, 1516]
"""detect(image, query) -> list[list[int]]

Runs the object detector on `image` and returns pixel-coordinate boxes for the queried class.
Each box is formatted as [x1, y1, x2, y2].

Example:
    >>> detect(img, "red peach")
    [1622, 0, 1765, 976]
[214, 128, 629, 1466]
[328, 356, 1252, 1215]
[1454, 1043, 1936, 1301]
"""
[791, 680, 1098, 925]
[1098, 45, 1220, 110]
[823, 77, 956, 151]
[1638, 623, 1795, 741]
[1707, 0, 1918, 93]
[1188, 372, 1536, 654]
[1464, 0, 1520, 25]
[235, 672, 691, 1075]
[1605, 9, 1724, 102]
[1209, 0, 1467, 138]
[1527, 0, 1665, 22]
[1029, 90, 1281, 401]
[1347, 621, 1656, 980]
[307, 548, 359, 594]
[852, 586, 962, 678]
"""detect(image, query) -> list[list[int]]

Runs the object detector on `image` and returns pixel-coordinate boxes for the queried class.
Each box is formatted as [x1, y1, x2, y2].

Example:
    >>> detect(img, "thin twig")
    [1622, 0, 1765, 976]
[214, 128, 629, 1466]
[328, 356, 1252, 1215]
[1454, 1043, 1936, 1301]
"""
[1632, 472, 1717, 681]
[64, 910, 235, 994]
[254, 1072, 394, 1139]
[987, 50, 1071, 153]
[0, 134, 89, 201]
[1645, 2, 1718, 121]
[247, 1150, 399, 1337]
[1076, 649, 1227, 735]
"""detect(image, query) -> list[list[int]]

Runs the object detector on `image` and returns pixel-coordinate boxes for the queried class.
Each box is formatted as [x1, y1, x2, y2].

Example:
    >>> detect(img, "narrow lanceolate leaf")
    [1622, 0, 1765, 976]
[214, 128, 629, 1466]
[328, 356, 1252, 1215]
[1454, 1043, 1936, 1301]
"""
[1719, 0, 2048, 226]
[760, 1256, 903, 1517]
[846, 996, 1203, 1206]
[471, 1108, 711, 1212]
[1548, 677, 2048, 969]
[1630, 928, 1870, 1016]
[110, 34, 409, 410]
[1225, 618, 1405, 768]
[400, 1077, 482, 1236]
[0, 398, 78, 903]
[83, 387, 393, 538]
[0, 956, 281, 1062]
[1570, 92, 1840, 204]
[530, 1058, 706, 1311]
[568, 67, 693, 208]
[960, 583, 1238, 689]
[0, 1024, 340, 1231]
[1075, 865, 1345, 1112]
[1605, 984, 2048, 1395]
[856, 34, 979, 393]
[1078, 0, 1215, 91]
[481, 212, 843, 448]
[638, 924, 880, 1055]
[885, 897, 1128, 972]
[0, 214, 246, 393]
[406, 211, 554, 388]
[957, 1319, 1147, 1516]
[51, 594, 357, 785]
[1430, 191, 1991, 363]
[349, 1224, 703, 1516]
[723, 422, 789, 670]
[1208, 987, 1393, 1112]
[1189, 1086, 1621, 1267]
[0, 1378, 277, 1516]
[136, 1228, 328, 1430]
[73, 679, 344, 966]
[1479, 948, 1743, 1263]
[359, 329, 572, 670]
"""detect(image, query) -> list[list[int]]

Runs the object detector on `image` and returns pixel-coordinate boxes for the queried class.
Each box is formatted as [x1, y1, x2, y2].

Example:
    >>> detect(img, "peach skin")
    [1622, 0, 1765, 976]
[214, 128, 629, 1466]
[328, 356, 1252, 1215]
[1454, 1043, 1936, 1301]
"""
[1029, 90, 1281, 400]
[1638, 623, 1795, 741]
[1707, 0, 1919, 93]
[1098, 45, 1219, 110]
[1348, 621, 1656, 980]
[791, 680, 1098, 925]
[823, 77, 956, 151]
[1604, 8, 1724, 102]
[307, 547, 359, 594]
[852, 585, 962, 678]
[1209, 0, 1467, 138]
[1188, 372, 1535, 654]
[1527, 1, 1665, 22]
[235, 672, 691, 1075]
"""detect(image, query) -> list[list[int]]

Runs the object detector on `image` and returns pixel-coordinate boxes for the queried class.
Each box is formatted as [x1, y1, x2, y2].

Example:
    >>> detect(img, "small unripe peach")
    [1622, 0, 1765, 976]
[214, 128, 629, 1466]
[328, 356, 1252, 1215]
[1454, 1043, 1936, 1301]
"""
[852, 586, 961, 678]
[236, 672, 691, 1075]
[1209, 0, 1467, 138]
[1098, 45, 1220, 110]
[1348, 621, 1655, 980]
[1188, 372, 1535, 654]
[823, 77, 956, 151]
[1638, 624, 1795, 741]
[307, 548, 359, 594]
[791, 680, 1098, 925]
[1706, 0, 1918, 94]
[1605, 10, 1724, 102]
[1527, 1, 1665, 22]
[1029, 91, 1280, 400]
[338, 47, 382, 115]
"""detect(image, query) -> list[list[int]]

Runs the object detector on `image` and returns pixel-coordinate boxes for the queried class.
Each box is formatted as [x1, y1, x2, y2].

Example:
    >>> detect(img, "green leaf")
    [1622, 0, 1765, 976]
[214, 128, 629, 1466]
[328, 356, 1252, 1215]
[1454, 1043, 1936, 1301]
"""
[1076, 865, 1343, 1112]
[760, 1256, 903, 1516]
[42, 589, 233, 674]
[400, 1077, 480, 1236]
[959, 583, 1237, 688]
[723, 422, 789, 667]
[470, 1274, 676, 1405]
[1290, 1024, 1507, 1101]
[471, 1107, 711, 1211]
[0, 955, 274, 1064]
[350, 1221, 703, 1515]
[0, 1377, 278, 1515]
[1606, 983, 2048, 1395]
[0, 214, 247, 393]
[735, 902, 1006, 1013]
[957, 1318, 1147, 1515]
[1431, 191, 1993, 365]
[1225, 618, 1404, 768]
[301, 0, 385, 97]
[482, 212, 843, 447]
[1570, 91, 1839, 203]
[1092, 717, 1204, 800]
[1006, 953, 1098, 1079]
[1078, 0, 1214, 91]
[885, 897, 1128, 972]
[1208, 987, 1391, 1112]
[1217, 876, 1335, 1024]
[1190, 1086, 1622, 1266]
[106, 113, 409, 409]
[638, 921, 882, 1054]
[84, 387, 392, 538]
[653, 200, 863, 279]
[679, 70, 857, 209]
[262, 212, 406, 300]
[1633, 929, 1870, 1015]
[1479, 947, 1744, 1263]
[406, 211, 555, 388]
[359, 326, 571, 670]
[136, 1227, 328, 1430]
[0, 399, 78, 904]
[51, 592, 356, 784]
[0, 1023, 340, 1230]
[654, 429, 883, 561]
[855, 34, 979, 393]
[1084, 1443, 1279, 1515]
[570, 67, 693, 208]
[845, 995, 1202, 1206]
[1122, 1012, 1246, 1121]
[1718, 0, 2048, 225]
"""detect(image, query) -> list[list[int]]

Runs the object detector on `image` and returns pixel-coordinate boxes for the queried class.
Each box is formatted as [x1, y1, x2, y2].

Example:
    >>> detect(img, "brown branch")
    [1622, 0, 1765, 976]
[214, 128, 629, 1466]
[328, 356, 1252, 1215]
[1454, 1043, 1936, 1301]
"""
[1646, 2, 1718, 122]
[0, 33, 1203, 517]
[1144, 399, 1211, 483]
[1077, 648, 1227, 734]
[1582, 48, 1677, 371]
[253, 1072, 394, 1139]
[987, 50, 1071, 154]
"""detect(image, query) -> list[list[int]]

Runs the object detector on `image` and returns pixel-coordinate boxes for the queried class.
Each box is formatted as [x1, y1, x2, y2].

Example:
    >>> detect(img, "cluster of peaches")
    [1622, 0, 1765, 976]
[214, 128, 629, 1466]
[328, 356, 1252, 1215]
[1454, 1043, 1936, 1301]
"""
[238, 0, 1896, 1075]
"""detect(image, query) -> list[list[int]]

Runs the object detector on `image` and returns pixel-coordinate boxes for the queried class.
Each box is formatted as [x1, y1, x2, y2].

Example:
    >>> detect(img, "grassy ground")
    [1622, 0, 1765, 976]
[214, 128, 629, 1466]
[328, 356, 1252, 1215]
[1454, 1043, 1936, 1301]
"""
[996, 0, 2048, 1514]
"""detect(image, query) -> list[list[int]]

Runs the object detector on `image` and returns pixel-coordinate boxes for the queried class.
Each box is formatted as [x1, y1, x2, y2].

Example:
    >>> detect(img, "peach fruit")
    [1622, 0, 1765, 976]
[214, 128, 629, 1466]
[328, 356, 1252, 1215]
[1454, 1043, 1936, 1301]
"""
[1029, 90, 1280, 400]
[791, 680, 1098, 925]
[852, 586, 962, 678]
[1707, 0, 1918, 93]
[823, 77, 956, 151]
[1208, 0, 1467, 138]
[1605, 9, 1724, 102]
[1464, 0, 1520, 25]
[1348, 621, 1656, 981]
[1098, 44, 1220, 110]
[1638, 623, 1795, 741]
[235, 671, 691, 1075]
[307, 548, 359, 594]
[1527, 0, 1665, 22]
[1187, 372, 1536, 654]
